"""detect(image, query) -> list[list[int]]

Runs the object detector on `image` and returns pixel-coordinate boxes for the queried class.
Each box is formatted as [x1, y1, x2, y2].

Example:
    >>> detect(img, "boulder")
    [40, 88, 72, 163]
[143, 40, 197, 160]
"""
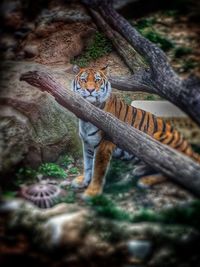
[0, 61, 81, 174]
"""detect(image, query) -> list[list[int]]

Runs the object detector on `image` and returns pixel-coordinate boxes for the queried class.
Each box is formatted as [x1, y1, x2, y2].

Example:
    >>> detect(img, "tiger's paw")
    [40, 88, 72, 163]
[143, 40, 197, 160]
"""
[138, 174, 167, 189]
[71, 175, 88, 189]
[82, 185, 102, 200]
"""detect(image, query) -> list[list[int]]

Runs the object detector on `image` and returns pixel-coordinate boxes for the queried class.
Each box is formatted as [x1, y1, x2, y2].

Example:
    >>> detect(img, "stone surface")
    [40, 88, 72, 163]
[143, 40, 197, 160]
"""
[127, 240, 152, 260]
[0, 198, 200, 267]
[0, 61, 81, 173]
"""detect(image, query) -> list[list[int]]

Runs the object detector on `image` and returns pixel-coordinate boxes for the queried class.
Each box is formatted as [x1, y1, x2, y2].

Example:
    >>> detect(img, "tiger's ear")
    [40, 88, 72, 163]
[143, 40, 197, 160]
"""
[72, 65, 81, 74]
[101, 65, 109, 75]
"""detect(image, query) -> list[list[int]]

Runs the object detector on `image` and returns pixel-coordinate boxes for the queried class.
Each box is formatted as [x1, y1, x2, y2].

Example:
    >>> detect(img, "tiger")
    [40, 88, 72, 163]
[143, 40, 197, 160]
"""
[71, 66, 200, 199]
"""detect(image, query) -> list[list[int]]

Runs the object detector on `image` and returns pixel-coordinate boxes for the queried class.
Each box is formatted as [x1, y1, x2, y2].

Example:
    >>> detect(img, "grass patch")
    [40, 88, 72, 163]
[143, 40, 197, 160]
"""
[71, 31, 113, 67]
[89, 195, 132, 221]
[132, 200, 200, 231]
[88, 194, 200, 231]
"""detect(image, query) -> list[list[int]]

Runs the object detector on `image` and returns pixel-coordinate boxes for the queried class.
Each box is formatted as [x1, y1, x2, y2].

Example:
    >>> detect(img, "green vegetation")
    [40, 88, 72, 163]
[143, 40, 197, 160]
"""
[181, 59, 199, 72]
[142, 30, 174, 51]
[89, 193, 200, 231]
[144, 94, 157, 100]
[71, 31, 113, 67]
[38, 163, 67, 178]
[134, 18, 174, 51]
[2, 191, 17, 198]
[89, 195, 132, 221]
[16, 162, 67, 185]
[56, 154, 74, 168]
[106, 159, 133, 183]
[174, 46, 192, 58]
[135, 18, 157, 30]
[55, 190, 76, 204]
[69, 167, 79, 174]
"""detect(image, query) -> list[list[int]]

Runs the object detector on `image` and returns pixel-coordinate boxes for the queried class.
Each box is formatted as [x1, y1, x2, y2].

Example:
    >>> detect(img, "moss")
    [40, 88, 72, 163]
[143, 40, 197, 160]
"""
[71, 31, 113, 67]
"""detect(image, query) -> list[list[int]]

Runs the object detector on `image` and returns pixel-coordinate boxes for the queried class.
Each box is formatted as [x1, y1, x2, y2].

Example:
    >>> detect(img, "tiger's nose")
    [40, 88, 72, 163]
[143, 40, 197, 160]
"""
[86, 88, 95, 94]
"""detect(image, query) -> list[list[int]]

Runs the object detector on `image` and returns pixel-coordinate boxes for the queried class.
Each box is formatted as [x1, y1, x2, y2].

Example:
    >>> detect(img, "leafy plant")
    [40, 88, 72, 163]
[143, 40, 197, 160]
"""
[57, 154, 74, 168]
[71, 31, 113, 67]
[38, 163, 67, 178]
[69, 167, 79, 174]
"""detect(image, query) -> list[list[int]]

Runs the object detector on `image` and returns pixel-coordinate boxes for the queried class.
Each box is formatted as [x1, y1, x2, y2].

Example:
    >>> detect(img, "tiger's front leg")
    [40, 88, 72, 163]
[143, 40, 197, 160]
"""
[71, 141, 94, 189]
[83, 141, 116, 198]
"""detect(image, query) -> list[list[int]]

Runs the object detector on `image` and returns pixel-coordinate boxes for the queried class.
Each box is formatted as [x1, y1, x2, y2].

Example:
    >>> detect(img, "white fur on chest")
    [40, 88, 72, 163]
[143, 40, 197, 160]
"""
[79, 120, 101, 147]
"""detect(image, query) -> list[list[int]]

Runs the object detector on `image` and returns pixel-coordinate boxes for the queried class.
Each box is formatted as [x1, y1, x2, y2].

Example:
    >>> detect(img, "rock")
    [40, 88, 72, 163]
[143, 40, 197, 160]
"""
[0, 61, 81, 174]
[23, 44, 38, 58]
[0, 35, 18, 51]
[127, 240, 153, 260]
[0, 116, 29, 174]
[1, 199, 200, 266]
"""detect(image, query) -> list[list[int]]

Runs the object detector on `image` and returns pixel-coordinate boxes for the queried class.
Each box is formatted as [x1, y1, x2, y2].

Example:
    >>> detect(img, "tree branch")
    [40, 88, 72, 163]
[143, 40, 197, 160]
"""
[82, 0, 200, 126]
[20, 71, 200, 196]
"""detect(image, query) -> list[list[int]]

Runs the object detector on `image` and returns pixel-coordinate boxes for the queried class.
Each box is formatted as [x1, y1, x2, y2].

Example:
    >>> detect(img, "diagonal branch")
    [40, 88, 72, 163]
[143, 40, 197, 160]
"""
[20, 70, 200, 196]
[82, 0, 200, 126]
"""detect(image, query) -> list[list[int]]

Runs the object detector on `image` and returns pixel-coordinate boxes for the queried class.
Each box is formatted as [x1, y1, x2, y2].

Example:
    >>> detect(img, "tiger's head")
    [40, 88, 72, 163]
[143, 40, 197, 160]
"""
[72, 66, 111, 105]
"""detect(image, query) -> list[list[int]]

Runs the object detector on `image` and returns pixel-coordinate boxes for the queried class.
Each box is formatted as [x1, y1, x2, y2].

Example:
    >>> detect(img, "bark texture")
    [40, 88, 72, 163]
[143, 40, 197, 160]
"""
[20, 71, 200, 196]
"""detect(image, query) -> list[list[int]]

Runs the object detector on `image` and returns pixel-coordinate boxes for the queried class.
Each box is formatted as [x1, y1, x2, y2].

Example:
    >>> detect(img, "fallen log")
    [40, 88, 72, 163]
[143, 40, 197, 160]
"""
[83, 0, 200, 126]
[20, 71, 200, 196]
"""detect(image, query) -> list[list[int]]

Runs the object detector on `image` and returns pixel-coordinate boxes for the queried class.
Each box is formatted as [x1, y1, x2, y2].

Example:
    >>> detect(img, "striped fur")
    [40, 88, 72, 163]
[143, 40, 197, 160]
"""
[71, 67, 200, 198]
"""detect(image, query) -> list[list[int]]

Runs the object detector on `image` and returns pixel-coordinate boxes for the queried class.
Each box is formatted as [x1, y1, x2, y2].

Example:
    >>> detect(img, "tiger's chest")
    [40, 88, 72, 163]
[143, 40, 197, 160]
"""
[79, 120, 102, 148]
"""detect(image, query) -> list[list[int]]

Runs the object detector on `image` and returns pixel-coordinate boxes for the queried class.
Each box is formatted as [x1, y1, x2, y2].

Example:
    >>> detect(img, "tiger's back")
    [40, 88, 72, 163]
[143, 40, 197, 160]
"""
[103, 94, 200, 163]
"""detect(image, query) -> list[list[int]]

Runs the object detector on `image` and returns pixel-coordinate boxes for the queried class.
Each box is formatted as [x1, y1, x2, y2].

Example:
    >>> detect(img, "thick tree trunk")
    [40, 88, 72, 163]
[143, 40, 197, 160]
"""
[20, 71, 200, 196]
[83, 1, 200, 126]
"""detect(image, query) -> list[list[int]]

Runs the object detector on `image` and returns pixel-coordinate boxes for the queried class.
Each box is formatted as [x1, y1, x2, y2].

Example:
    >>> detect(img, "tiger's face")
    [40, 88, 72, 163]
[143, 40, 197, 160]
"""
[72, 67, 111, 105]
